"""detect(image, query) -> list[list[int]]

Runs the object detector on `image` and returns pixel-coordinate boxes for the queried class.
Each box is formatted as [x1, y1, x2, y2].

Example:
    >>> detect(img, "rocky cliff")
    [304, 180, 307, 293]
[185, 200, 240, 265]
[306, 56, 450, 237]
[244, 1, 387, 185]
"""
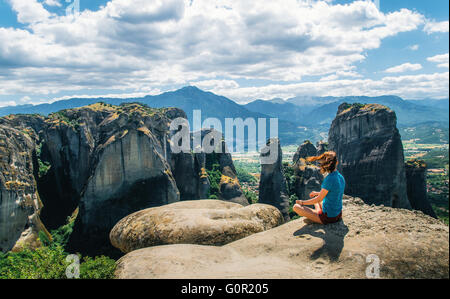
[288, 141, 324, 201]
[405, 160, 436, 218]
[0, 103, 248, 255]
[170, 128, 248, 206]
[0, 103, 184, 254]
[0, 121, 50, 252]
[292, 158, 324, 201]
[115, 196, 449, 279]
[316, 141, 328, 155]
[293, 140, 317, 164]
[259, 138, 290, 221]
[328, 103, 411, 209]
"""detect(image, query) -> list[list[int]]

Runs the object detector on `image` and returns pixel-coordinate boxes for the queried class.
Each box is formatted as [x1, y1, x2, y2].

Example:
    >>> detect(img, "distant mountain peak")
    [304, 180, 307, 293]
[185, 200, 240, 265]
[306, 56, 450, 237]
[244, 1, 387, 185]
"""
[177, 85, 204, 94]
[269, 98, 286, 104]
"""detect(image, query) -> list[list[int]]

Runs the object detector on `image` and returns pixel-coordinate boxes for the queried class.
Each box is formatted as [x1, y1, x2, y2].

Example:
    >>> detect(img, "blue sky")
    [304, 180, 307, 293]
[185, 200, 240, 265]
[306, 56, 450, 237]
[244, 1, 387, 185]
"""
[0, 0, 448, 106]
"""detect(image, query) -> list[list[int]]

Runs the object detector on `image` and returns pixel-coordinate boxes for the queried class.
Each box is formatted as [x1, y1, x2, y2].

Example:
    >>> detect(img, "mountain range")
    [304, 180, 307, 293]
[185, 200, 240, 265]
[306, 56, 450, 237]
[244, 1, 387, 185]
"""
[245, 96, 449, 127]
[0, 86, 448, 145]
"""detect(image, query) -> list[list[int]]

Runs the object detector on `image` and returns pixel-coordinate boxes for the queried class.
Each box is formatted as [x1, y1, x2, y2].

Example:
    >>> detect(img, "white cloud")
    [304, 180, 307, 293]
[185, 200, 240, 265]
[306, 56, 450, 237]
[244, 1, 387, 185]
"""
[0, 0, 441, 104]
[192, 80, 240, 90]
[0, 101, 18, 108]
[203, 72, 449, 103]
[43, 0, 61, 7]
[424, 20, 449, 34]
[408, 44, 419, 51]
[19, 96, 31, 103]
[427, 53, 449, 68]
[384, 63, 422, 73]
[7, 0, 51, 23]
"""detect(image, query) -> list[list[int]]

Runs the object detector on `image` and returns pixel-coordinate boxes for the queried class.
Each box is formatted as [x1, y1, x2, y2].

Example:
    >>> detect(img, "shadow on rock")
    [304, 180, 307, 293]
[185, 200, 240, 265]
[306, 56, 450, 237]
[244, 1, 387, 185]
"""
[293, 220, 349, 262]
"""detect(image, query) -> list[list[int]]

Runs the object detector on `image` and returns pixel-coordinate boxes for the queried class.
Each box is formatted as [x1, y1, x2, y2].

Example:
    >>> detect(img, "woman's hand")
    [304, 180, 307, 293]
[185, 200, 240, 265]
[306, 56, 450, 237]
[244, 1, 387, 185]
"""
[309, 191, 319, 198]
[296, 200, 304, 206]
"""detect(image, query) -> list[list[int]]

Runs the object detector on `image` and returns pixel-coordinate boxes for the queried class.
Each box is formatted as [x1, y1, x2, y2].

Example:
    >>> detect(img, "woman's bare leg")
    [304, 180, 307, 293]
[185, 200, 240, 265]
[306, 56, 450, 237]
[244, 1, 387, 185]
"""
[293, 204, 323, 224]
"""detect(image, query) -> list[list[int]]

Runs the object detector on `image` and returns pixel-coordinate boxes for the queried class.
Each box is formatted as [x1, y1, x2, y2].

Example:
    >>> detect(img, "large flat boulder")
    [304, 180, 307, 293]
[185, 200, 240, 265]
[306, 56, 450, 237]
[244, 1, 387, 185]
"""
[115, 197, 449, 279]
[110, 200, 284, 253]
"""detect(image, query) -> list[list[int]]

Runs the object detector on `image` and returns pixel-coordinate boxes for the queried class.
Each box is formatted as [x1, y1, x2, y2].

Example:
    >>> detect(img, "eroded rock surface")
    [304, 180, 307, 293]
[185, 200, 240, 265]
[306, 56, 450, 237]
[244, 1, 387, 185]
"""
[328, 103, 410, 209]
[1, 103, 184, 255]
[291, 158, 323, 201]
[259, 138, 290, 221]
[115, 197, 449, 279]
[405, 160, 436, 218]
[293, 140, 317, 164]
[110, 200, 283, 253]
[316, 141, 328, 155]
[0, 123, 49, 252]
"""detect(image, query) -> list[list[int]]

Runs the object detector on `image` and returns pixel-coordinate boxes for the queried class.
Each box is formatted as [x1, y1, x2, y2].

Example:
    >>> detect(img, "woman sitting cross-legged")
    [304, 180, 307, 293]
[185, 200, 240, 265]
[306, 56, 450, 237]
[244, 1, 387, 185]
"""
[293, 151, 346, 225]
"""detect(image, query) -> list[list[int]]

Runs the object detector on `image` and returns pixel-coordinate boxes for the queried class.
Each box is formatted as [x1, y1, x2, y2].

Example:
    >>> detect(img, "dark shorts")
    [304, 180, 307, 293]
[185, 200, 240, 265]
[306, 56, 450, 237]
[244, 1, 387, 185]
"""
[318, 210, 342, 224]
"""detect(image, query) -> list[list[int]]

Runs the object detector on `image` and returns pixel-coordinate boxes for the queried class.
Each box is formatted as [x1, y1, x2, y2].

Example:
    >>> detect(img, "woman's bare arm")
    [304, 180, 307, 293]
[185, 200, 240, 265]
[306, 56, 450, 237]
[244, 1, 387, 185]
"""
[297, 189, 329, 206]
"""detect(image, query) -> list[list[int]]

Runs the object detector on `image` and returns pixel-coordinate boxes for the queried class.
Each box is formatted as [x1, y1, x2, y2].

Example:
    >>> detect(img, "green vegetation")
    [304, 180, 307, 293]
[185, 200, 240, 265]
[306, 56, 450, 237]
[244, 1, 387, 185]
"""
[288, 194, 300, 221]
[422, 149, 449, 169]
[0, 243, 70, 279]
[206, 164, 221, 198]
[283, 162, 296, 196]
[400, 122, 449, 145]
[38, 159, 51, 178]
[405, 159, 427, 169]
[36, 142, 51, 178]
[0, 216, 116, 279]
[50, 111, 81, 129]
[243, 188, 258, 204]
[205, 153, 222, 199]
[234, 161, 261, 174]
[282, 162, 301, 221]
[236, 167, 257, 183]
[427, 172, 449, 225]
[340, 102, 365, 112]
[79, 256, 116, 279]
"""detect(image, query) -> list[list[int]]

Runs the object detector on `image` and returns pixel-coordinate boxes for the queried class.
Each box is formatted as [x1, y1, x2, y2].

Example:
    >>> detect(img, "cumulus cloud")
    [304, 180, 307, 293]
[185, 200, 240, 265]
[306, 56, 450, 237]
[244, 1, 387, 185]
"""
[201, 72, 449, 103]
[384, 63, 423, 73]
[0, 0, 444, 103]
[7, 0, 51, 23]
[424, 20, 449, 34]
[43, 0, 61, 7]
[427, 53, 449, 69]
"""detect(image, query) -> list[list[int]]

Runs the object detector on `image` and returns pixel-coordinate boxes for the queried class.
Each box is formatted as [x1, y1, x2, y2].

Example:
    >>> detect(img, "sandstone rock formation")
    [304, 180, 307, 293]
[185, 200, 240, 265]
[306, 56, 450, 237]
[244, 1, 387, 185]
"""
[293, 140, 317, 164]
[0, 122, 50, 252]
[0, 103, 248, 255]
[405, 160, 436, 218]
[1, 103, 184, 255]
[110, 200, 283, 253]
[316, 141, 328, 155]
[115, 197, 449, 279]
[328, 103, 411, 209]
[170, 128, 248, 205]
[259, 138, 290, 221]
[291, 158, 324, 201]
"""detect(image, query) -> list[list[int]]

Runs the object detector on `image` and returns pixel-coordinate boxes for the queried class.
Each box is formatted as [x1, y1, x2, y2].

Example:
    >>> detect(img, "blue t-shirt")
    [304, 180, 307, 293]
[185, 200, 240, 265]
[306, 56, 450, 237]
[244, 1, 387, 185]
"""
[321, 171, 345, 218]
